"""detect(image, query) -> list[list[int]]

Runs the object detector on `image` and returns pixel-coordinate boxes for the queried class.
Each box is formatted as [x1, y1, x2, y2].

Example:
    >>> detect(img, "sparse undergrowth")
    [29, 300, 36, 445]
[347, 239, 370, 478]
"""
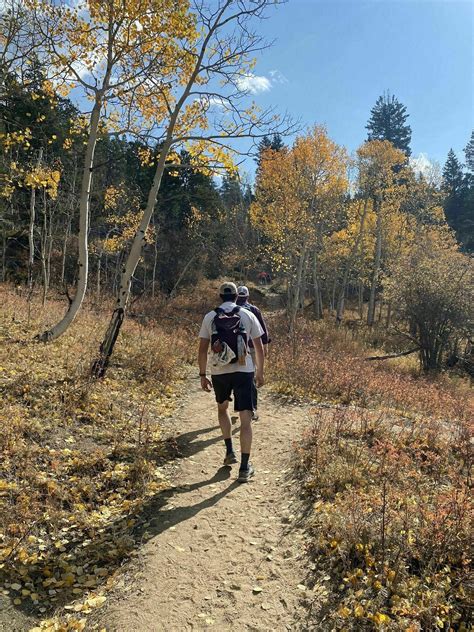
[270, 318, 472, 630]
[0, 286, 186, 631]
[296, 408, 472, 631]
[269, 317, 471, 420]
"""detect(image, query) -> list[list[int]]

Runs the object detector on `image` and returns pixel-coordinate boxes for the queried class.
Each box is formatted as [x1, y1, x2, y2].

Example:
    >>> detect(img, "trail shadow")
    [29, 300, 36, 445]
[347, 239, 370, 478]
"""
[140, 467, 240, 539]
[4, 425, 241, 620]
[161, 423, 240, 463]
[165, 464, 233, 495]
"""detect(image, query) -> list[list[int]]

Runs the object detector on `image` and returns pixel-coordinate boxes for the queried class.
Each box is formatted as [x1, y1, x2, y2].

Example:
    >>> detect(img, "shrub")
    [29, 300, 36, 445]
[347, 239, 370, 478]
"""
[296, 408, 472, 630]
[385, 227, 474, 372]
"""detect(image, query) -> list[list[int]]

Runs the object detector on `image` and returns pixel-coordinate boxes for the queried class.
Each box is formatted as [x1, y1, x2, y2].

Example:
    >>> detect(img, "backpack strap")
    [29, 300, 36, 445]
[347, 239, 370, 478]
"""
[214, 306, 240, 317]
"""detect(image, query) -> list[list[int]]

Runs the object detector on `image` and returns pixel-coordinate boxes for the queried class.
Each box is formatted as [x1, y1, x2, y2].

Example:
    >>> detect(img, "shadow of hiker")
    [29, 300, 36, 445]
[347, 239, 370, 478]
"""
[161, 424, 240, 463]
[156, 465, 233, 497]
[142, 471, 240, 540]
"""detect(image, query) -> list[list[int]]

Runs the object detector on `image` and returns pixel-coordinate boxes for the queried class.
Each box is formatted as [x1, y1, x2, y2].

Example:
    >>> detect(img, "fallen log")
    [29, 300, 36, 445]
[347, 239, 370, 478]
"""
[366, 347, 420, 361]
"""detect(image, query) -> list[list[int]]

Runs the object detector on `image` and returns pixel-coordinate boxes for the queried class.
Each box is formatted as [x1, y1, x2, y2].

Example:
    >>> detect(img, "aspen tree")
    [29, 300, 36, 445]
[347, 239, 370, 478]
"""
[251, 125, 347, 333]
[30, 0, 197, 340]
[92, 0, 293, 376]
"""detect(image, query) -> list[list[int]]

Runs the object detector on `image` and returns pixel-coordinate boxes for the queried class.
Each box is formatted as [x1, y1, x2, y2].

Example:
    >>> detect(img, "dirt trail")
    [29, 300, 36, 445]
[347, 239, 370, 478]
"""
[98, 377, 313, 631]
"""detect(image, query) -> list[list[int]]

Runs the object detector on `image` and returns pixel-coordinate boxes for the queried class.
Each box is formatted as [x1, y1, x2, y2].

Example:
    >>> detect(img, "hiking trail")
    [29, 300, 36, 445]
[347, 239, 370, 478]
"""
[96, 375, 314, 631]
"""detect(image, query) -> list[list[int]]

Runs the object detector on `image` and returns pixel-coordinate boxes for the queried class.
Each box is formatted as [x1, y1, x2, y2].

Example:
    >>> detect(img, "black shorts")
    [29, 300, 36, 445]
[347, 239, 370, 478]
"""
[211, 372, 255, 412]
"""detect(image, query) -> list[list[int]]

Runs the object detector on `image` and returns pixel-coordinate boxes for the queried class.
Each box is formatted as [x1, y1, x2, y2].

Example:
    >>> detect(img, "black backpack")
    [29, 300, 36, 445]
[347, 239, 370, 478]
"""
[211, 306, 248, 364]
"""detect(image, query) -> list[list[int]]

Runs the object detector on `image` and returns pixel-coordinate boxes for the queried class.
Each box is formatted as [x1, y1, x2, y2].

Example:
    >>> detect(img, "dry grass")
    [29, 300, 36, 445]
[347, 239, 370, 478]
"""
[267, 317, 472, 630]
[269, 317, 472, 422]
[0, 286, 186, 629]
[296, 408, 472, 631]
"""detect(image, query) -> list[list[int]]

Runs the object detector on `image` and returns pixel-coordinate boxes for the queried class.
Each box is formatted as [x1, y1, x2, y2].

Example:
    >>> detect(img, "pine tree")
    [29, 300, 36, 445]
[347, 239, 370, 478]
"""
[464, 130, 474, 172]
[255, 133, 285, 167]
[442, 149, 464, 195]
[366, 92, 412, 156]
[270, 133, 285, 152]
[442, 149, 473, 251]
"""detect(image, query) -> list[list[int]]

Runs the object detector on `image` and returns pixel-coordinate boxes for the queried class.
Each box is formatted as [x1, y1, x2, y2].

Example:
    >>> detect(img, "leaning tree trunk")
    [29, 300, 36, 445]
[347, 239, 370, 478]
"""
[367, 198, 382, 327]
[61, 163, 77, 285]
[38, 96, 104, 341]
[92, 138, 173, 378]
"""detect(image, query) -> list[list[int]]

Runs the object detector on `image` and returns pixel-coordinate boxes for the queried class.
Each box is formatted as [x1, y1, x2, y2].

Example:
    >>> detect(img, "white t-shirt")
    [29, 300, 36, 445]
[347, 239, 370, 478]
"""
[199, 301, 264, 375]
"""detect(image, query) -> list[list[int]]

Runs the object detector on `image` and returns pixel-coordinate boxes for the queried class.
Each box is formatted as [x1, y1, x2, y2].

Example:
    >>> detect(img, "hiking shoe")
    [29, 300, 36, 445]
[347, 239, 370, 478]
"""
[238, 463, 255, 483]
[252, 411, 259, 421]
[224, 452, 238, 466]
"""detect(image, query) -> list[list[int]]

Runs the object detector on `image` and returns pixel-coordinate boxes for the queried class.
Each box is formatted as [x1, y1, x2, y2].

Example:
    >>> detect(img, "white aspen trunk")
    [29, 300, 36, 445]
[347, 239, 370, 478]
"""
[104, 253, 109, 289]
[46, 196, 53, 296]
[28, 148, 43, 289]
[38, 99, 103, 340]
[336, 197, 369, 324]
[97, 253, 102, 301]
[61, 214, 71, 285]
[367, 199, 382, 327]
[358, 281, 364, 319]
[288, 247, 306, 336]
[61, 163, 77, 285]
[312, 250, 322, 319]
[92, 137, 173, 377]
[2, 228, 6, 282]
[151, 227, 158, 298]
[41, 190, 48, 306]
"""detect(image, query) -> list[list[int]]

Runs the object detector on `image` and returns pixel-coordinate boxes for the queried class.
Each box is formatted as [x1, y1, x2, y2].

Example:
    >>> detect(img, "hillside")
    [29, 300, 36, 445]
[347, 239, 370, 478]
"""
[0, 286, 472, 631]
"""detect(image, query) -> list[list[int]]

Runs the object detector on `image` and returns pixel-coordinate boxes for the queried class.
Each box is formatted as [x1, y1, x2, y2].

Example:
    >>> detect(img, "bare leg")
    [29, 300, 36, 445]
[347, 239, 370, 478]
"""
[217, 401, 232, 439]
[239, 409, 252, 454]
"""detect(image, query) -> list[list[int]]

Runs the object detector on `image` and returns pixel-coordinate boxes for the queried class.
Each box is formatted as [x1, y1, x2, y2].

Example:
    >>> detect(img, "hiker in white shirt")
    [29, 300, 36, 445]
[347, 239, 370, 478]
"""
[198, 282, 265, 482]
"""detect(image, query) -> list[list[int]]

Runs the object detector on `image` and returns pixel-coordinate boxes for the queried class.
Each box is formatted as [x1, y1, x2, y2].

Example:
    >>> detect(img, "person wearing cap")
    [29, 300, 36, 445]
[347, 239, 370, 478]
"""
[198, 282, 265, 482]
[236, 285, 271, 420]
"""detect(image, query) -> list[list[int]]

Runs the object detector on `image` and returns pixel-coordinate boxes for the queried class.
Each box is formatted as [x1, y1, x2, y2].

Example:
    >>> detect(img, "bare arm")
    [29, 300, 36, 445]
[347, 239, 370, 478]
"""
[198, 338, 212, 392]
[253, 336, 265, 387]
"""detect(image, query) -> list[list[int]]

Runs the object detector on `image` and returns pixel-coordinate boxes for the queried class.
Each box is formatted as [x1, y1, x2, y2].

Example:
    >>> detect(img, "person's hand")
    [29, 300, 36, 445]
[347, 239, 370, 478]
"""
[256, 372, 265, 388]
[200, 376, 212, 392]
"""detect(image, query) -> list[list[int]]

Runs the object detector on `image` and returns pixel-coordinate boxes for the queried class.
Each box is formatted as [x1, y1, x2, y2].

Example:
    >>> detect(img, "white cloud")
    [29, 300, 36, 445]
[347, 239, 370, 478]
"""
[236, 73, 272, 95]
[208, 96, 229, 109]
[269, 69, 288, 84]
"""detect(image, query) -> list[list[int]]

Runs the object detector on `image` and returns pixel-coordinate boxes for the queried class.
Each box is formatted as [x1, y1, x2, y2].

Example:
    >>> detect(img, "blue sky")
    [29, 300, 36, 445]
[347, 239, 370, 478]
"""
[241, 0, 473, 176]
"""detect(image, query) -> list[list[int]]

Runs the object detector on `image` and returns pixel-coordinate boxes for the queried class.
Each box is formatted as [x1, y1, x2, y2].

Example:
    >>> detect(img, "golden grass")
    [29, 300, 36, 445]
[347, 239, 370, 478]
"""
[0, 286, 186, 630]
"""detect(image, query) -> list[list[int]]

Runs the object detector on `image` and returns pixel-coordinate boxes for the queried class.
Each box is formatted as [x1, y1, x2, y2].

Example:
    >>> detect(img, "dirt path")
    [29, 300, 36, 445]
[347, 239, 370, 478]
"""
[97, 377, 313, 631]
